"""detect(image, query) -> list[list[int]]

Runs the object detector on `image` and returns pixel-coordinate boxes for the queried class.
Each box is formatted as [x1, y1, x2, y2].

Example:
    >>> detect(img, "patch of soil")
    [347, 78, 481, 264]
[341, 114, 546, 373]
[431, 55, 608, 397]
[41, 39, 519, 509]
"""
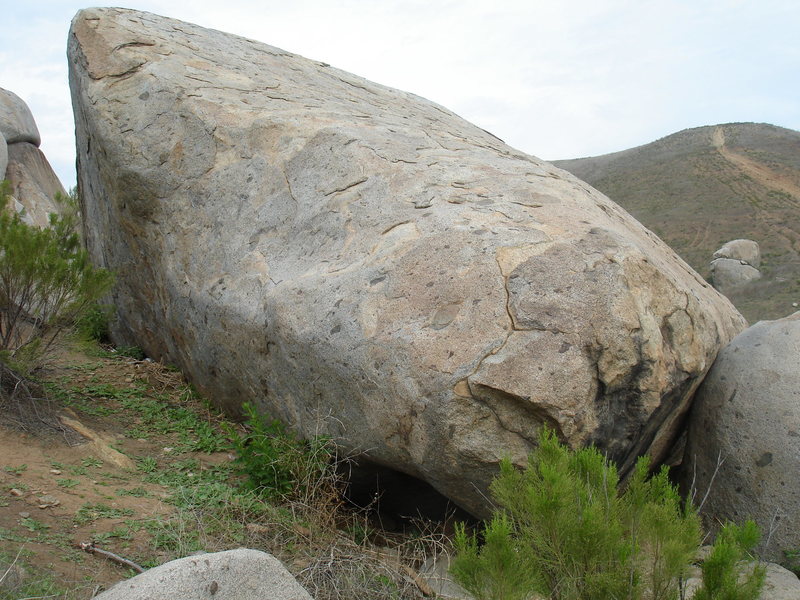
[0, 343, 236, 597]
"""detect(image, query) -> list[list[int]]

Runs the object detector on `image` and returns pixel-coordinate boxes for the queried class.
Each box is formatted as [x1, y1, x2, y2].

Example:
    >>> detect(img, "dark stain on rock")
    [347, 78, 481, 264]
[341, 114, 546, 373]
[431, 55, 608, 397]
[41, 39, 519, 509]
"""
[755, 452, 773, 467]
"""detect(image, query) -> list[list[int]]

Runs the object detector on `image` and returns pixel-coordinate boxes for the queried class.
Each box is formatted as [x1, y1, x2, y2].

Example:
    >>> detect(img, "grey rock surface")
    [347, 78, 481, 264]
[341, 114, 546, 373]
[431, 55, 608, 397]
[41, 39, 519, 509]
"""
[95, 549, 313, 600]
[682, 312, 800, 561]
[0, 133, 7, 180]
[419, 555, 475, 600]
[713, 238, 760, 269]
[69, 7, 745, 516]
[4, 142, 64, 227]
[710, 257, 761, 295]
[0, 88, 41, 146]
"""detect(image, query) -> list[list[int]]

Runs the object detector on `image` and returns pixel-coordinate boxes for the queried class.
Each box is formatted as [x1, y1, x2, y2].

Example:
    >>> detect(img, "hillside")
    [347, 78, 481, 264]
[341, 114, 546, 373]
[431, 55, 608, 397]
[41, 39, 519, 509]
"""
[553, 123, 800, 322]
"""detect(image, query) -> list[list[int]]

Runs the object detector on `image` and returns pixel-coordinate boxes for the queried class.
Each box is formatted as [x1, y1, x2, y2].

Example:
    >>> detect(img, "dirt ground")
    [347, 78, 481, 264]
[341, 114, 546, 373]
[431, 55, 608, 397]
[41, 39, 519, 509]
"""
[0, 344, 237, 597]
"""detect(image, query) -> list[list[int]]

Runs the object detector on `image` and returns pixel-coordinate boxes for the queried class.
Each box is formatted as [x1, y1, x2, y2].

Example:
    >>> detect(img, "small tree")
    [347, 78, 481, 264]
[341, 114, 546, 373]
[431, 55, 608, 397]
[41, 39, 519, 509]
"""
[451, 428, 764, 600]
[0, 181, 114, 368]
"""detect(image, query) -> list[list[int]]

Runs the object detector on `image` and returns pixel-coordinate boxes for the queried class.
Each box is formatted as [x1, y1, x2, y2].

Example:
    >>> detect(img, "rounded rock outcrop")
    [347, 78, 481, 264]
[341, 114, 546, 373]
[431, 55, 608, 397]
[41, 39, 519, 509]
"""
[0, 88, 41, 146]
[68, 7, 746, 516]
[682, 312, 800, 561]
[713, 238, 760, 269]
[710, 257, 761, 294]
[4, 142, 66, 227]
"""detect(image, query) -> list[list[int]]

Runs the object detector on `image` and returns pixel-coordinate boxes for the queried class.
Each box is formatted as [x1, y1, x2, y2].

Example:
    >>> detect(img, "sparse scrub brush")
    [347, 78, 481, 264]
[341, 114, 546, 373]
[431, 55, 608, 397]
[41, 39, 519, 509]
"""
[0, 182, 114, 368]
[451, 428, 763, 600]
[693, 520, 765, 600]
[226, 402, 333, 500]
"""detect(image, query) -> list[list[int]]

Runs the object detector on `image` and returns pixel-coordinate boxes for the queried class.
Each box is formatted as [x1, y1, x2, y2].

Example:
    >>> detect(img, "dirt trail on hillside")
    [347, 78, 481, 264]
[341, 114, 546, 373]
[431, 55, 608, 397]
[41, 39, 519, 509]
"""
[713, 127, 800, 205]
[712, 126, 800, 254]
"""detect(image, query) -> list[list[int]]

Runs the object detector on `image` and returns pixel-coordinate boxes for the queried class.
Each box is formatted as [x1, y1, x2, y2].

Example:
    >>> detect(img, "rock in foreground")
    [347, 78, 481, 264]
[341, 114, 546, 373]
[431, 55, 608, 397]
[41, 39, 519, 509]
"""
[682, 312, 800, 561]
[69, 7, 745, 515]
[95, 549, 312, 600]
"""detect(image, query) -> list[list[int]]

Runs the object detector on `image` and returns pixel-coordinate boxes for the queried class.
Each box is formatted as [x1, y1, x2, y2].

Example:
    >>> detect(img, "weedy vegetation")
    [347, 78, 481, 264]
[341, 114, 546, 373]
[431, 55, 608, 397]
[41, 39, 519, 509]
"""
[451, 428, 766, 600]
[0, 183, 113, 371]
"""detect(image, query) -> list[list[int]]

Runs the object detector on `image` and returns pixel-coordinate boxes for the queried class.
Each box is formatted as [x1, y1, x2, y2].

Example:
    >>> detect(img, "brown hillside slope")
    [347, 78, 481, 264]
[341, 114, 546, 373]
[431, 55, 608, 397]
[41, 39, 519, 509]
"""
[554, 123, 800, 322]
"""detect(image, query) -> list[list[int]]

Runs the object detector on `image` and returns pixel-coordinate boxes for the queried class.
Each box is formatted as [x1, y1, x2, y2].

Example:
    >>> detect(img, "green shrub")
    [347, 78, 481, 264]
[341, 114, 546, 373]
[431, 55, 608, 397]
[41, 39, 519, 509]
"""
[693, 521, 765, 600]
[74, 302, 115, 342]
[226, 403, 333, 500]
[0, 181, 114, 368]
[451, 428, 764, 600]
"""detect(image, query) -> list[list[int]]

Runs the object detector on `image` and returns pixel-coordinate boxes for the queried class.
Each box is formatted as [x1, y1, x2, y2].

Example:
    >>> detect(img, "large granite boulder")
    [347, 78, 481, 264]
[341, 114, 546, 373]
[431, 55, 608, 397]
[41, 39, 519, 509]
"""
[4, 142, 66, 227]
[0, 88, 41, 146]
[69, 7, 745, 515]
[682, 312, 800, 561]
[95, 549, 313, 600]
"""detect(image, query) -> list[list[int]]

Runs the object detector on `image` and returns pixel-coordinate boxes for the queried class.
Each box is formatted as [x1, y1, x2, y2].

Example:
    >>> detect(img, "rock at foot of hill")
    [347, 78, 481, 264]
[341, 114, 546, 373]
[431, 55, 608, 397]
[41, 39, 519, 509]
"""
[69, 7, 745, 516]
[713, 238, 761, 269]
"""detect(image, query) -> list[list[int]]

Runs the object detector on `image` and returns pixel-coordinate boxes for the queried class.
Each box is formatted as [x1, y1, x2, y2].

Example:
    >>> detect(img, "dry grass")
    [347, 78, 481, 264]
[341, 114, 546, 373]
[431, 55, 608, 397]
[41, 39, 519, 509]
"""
[1, 343, 457, 599]
[156, 444, 451, 599]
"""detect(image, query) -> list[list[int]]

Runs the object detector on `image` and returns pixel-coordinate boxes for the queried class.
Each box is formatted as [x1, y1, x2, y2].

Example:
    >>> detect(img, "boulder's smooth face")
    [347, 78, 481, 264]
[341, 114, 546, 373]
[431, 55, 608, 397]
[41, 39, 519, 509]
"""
[95, 549, 312, 600]
[682, 312, 800, 561]
[713, 238, 760, 269]
[0, 88, 41, 146]
[4, 142, 65, 227]
[69, 7, 745, 515]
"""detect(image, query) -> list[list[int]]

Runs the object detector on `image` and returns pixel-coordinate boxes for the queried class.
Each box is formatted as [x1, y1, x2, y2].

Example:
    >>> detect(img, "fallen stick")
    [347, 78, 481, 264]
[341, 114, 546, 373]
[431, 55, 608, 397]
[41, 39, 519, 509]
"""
[79, 542, 145, 573]
[399, 563, 435, 597]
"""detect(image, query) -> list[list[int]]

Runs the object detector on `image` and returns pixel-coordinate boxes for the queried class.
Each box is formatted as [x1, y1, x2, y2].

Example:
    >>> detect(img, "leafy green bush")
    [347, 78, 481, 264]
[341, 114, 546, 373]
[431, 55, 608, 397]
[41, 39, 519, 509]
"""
[451, 428, 764, 600]
[74, 302, 114, 342]
[0, 182, 114, 368]
[226, 403, 333, 500]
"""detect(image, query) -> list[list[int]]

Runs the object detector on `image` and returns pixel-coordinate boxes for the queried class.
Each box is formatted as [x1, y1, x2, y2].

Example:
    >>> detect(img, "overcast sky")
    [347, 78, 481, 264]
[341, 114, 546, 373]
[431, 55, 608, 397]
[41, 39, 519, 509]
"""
[1, 0, 798, 190]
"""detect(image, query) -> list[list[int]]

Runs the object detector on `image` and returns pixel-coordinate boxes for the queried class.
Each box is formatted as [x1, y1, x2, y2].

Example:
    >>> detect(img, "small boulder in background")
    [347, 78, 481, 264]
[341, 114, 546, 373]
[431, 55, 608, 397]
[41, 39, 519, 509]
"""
[713, 238, 761, 269]
[710, 257, 761, 295]
[0, 87, 63, 226]
[710, 238, 762, 296]
[0, 88, 41, 146]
